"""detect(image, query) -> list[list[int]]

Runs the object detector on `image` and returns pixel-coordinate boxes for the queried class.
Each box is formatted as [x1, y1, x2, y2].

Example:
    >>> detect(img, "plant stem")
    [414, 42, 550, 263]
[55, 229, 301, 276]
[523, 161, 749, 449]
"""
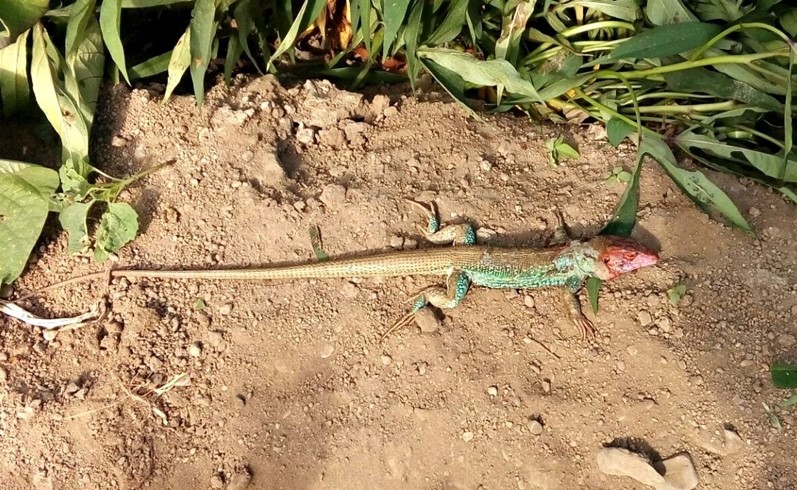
[625, 49, 790, 79]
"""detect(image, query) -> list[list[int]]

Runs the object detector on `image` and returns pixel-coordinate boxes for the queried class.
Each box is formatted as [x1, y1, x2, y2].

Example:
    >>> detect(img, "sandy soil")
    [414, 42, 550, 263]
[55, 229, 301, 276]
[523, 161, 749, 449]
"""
[1, 74, 795, 490]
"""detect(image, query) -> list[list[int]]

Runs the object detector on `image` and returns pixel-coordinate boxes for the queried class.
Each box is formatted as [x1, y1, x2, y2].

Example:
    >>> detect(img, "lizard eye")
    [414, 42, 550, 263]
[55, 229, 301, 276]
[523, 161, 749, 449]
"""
[624, 251, 639, 261]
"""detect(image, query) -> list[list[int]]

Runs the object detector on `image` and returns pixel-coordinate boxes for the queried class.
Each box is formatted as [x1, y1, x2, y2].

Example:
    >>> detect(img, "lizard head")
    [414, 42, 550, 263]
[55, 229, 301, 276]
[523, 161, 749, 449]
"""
[588, 235, 659, 280]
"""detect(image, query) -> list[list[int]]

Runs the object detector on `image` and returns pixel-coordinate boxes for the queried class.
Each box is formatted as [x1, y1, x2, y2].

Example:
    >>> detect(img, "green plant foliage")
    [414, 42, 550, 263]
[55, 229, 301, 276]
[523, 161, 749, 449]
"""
[545, 135, 579, 166]
[771, 363, 797, 389]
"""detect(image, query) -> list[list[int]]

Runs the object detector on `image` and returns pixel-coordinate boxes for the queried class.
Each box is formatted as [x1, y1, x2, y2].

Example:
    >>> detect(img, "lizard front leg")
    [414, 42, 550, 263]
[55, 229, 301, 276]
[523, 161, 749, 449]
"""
[562, 286, 597, 340]
[405, 199, 476, 246]
[380, 270, 471, 341]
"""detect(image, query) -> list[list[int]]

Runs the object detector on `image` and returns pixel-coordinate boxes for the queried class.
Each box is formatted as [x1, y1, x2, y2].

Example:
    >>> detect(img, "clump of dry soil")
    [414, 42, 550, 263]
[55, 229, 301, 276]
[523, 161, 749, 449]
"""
[1, 74, 795, 489]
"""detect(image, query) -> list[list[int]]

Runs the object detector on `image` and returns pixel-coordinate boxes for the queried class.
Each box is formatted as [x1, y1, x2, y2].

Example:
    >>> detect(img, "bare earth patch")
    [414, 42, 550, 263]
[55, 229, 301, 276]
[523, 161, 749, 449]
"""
[1, 74, 795, 489]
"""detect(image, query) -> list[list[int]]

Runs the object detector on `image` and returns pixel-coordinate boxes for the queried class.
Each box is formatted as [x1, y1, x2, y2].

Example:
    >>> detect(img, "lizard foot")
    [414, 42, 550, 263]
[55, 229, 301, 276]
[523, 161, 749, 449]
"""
[575, 315, 597, 340]
[380, 310, 417, 342]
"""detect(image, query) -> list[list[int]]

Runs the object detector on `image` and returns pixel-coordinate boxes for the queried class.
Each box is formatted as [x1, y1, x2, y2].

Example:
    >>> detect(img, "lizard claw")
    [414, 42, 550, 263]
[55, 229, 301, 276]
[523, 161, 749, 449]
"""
[576, 315, 597, 340]
[380, 310, 416, 342]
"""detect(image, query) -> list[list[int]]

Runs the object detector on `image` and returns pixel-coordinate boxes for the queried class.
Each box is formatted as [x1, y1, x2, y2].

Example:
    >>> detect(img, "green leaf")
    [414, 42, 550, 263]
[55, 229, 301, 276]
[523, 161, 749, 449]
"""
[94, 202, 139, 262]
[359, 0, 371, 54]
[663, 68, 783, 113]
[667, 284, 687, 304]
[642, 135, 753, 233]
[554, 139, 579, 160]
[66, 15, 105, 128]
[594, 22, 723, 64]
[536, 73, 592, 101]
[308, 224, 329, 261]
[585, 276, 601, 314]
[404, 0, 424, 88]
[58, 200, 95, 254]
[0, 159, 59, 285]
[782, 394, 797, 408]
[645, 0, 698, 26]
[383, 0, 411, 60]
[576, 0, 640, 22]
[425, 0, 469, 45]
[99, 0, 129, 84]
[495, 0, 534, 65]
[232, 0, 262, 73]
[64, 0, 96, 59]
[0, 0, 49, 40]
[601, 146, 642, 237]
[188, 0, 217, 107]
[120, 0, 193, 7]
[779, 186, 797, 204]
[676, 132, 797, 183]
[417, 47, 542, 102]
[607, 117, 634, 147]
[268, 0, 326, 70]
[0, 28, 30, 117]
[129, 50, 172, 80]
[418, 56, 478, 119]
[781, 10, 797, 37]
[163, 27, 191, 103]
[30, 23, 91, 167]
[771, 363, 797, 389]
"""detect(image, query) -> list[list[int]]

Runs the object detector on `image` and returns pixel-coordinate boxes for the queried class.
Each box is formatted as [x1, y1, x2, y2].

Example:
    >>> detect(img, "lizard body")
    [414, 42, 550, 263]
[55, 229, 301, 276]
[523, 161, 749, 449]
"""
[22, 201, 659, 339]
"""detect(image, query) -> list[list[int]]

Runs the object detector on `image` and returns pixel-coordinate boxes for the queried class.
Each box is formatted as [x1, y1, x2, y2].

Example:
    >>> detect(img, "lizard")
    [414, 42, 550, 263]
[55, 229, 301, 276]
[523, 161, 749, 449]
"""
[18, 200, 659, 340]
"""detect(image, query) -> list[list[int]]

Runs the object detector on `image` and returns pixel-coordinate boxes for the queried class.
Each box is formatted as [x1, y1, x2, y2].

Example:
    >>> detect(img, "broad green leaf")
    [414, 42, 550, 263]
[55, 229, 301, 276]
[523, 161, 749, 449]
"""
[233, 0, 262, 73]
[771, 363, 797, 389]
[536, 73, 592, 100]
[189, 0, 217, 107]
[58, 200, 94, 254]
[645, 0, 698, 26]
[94, 202, 139, 262]
[0, 0, 49, 40]
[601, 145, 642, 237]
[65, 0, 95, 59]
[781, 10, 797, 37]
[606, 117, 634, 147]
[404, 0, 424, 88]
[707, 47, 788, 95]
[359, 0, 371, 54]
[0, 28, 30, 116]
[676, 132, 797, 183]
[417, 47, 542, 102]
[99, 0, 129, 84]
[779, 186, 797, 204]
[425, 0, 469, 45]
[593, 22, 723, 64]
[268, 0, 326, 70]
[642, 135, 752, 233]
[383, 0, 411, 60]
[586, 276, 601, 314]
[163, 27, 191, 103]
[782, 394, 797, 408]
[553, 138, 579, 160]
[66, 16, 105, 127]
[418, 56, 478, 119]
[663, 68, 783, 112]
[576, 0, 640, 22]
[129, 50, 171, 80]
[0, 159, 59, 285]
[120, 0, 193, 7]
[30, 23, 90, 167]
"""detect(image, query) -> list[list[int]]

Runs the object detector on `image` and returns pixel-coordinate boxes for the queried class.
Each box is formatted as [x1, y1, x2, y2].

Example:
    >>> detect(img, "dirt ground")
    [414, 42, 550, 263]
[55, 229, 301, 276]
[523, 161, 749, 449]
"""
[1, 74, 796, 490]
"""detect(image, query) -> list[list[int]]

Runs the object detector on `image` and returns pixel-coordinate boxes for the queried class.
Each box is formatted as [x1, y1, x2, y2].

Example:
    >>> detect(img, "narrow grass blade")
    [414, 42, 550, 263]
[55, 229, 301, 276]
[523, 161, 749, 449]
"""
[99, 0, 129, 84]
[425, 0, 468, 45]
[129, 50, 171, 80]
[601, 145, 642, 236]
[268, 0, 326, 70]
[188, 0, 217, 107]
[383, 0, 411, 60]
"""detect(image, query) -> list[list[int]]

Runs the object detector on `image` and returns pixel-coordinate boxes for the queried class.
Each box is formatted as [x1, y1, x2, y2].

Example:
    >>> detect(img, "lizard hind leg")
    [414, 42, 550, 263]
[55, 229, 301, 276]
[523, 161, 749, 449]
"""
[563, 288, 597, 340]
[404, 198, 476, 246]
[380, 271, 471, 341]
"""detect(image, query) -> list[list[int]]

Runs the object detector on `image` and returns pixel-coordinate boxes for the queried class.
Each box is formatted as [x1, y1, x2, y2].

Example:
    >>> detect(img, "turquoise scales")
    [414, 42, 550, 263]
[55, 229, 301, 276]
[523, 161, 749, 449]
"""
[19, 200, 660, 340]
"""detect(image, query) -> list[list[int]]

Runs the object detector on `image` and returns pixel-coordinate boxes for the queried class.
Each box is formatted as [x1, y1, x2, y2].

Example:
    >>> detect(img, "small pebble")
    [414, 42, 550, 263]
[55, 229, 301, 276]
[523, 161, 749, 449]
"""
[528, 420, 543, 435]
[777, 334, 796, 347]
[389, 235, 404, 249]
[227, 470, 253, 490]
[626, 345, 638, 356]
[381, 355, 392, 365]
[320, 343, 335, 359]
[637, 311, 652, 326]
[541, 379, 551, 393]
[414, 307, 440, 333]
[188, 342, 202, 357]
[749, 206, 761, 218]
[657, 317, 672, 332]
[0, 367, 7, 382]
[596, 447, 664, 487]
[480, 160, 492, 172]
[219, 303, 233, 315]
[462, 431, 474, 442]
[688, 375, 704, 386]
[523, 296, 535, 308]
[487, 386, 498, 397]
[43, 330, 58, 342]
[659, 453, 698, 489]
[208, 331, 223, 347]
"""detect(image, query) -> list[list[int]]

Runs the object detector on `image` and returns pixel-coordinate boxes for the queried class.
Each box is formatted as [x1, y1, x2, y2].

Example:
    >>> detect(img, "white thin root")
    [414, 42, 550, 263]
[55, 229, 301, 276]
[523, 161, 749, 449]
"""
[0, 299, 101, 329]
